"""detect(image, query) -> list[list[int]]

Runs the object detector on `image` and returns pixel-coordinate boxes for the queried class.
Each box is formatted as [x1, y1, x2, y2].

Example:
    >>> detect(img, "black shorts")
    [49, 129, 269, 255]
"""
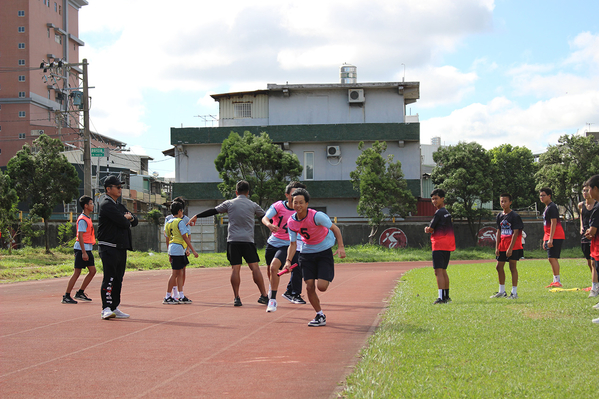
[227, 242, 260, 266]
[300, 248, 335, 282]
[265, 243, 288, 269]
[432, 250, 451, 269]
[581, 242, 591, 260]
[544, 239, 563, 259]
[74, 249, 95, 269]
[170, 255, 189, 270]
[496, 249, 524, 262]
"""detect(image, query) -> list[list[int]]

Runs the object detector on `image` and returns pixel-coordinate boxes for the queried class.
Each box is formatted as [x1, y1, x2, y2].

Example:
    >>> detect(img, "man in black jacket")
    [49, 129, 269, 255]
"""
[98, 175, 138, 320]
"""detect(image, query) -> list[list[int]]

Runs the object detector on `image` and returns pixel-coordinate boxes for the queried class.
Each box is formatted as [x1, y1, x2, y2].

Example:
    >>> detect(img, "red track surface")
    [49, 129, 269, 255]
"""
[0, 262, 431, 398]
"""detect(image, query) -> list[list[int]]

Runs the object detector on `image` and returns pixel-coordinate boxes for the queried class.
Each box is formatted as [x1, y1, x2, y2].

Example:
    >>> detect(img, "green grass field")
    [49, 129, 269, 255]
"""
[342, 258, 599, 398]
[0, 245, 585, 283]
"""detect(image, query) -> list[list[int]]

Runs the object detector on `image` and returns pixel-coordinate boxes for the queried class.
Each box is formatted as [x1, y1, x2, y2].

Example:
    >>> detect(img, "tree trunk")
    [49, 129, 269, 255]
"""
[368, 225, 379, 245]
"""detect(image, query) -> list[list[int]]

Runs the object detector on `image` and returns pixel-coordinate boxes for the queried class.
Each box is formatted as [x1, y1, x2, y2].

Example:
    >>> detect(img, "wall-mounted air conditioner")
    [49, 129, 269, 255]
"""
[31, 129, 44, 136]
[327, 146, 341, 157]
[348, 89, 365, 103]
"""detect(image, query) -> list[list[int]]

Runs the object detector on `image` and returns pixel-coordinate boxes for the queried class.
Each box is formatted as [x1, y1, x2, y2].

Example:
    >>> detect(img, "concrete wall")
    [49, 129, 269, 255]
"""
[26, 220, 581, 255]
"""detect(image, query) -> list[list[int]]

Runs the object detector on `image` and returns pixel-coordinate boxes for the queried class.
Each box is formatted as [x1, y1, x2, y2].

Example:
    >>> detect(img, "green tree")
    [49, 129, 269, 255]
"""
[0, 170, 19, 254]
[535, 134, 599, 219]
[350, 141, 416, 244]
[7, 134, 80, 253]
[432, 141, 493, 244]
[214, 131, 303, 208]
[489, 144, 538, 209]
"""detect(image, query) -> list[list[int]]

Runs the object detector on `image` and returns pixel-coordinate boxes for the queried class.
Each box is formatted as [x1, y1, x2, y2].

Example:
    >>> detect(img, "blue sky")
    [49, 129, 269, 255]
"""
[79, 0, 599, 177]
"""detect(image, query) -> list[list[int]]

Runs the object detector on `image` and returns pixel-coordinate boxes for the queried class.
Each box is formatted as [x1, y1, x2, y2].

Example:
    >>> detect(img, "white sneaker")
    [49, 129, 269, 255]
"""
[101, 307, 115, 320]
[266, 299, 277, 312]
[588, 288, 599, 298]
[113, 308, 130, 319]
[592, 318, 599, 324]
[593, 302, 599, 310]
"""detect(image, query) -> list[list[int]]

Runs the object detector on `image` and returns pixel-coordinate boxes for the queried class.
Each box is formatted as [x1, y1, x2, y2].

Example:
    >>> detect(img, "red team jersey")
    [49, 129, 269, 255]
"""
[542, 202, 565, 240]
[429, 207, 456, 251]
[589, 203, 599, 260]
[496, 211, 524, 251]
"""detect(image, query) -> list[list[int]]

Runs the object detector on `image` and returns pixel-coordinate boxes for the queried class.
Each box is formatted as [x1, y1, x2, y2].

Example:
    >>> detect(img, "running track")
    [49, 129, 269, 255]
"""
[0, 262, 431, 398]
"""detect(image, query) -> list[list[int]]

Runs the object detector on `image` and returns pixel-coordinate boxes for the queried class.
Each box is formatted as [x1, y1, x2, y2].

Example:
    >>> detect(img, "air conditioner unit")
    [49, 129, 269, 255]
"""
[327, 146, 341, 157]
[31, 129, 44, 136]
[348, 89, 365, 103]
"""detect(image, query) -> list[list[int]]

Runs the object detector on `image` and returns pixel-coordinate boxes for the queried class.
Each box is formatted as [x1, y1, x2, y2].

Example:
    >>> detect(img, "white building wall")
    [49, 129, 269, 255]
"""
[268, 88, 405, 125]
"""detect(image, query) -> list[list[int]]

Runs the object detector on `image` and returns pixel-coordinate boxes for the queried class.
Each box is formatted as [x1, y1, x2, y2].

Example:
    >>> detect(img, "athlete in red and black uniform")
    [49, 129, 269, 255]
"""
[490, 194, 523, 299]
[540, 187, 565, 288]
[424, 188, 455, 304]
[579, 185, 598, 296]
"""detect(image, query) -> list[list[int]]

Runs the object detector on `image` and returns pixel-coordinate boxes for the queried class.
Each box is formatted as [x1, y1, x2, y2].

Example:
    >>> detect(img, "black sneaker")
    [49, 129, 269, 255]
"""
[257, 295, 269, 305]
[234, 297, 242, 307]
[179, 296, 193, 304]
[433, 298, 446, 305]
[282, 291, 295, 303]
[292, 295, 307, 305]
[162, 296, 179, 305]
[308, 313, 326, 327]
[61, 294, 77, 304]
[74, 291, 92, 301]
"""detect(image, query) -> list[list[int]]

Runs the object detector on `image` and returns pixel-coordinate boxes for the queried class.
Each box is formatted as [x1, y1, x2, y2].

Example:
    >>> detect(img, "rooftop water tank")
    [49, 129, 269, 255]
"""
[340, 64, 357, 84]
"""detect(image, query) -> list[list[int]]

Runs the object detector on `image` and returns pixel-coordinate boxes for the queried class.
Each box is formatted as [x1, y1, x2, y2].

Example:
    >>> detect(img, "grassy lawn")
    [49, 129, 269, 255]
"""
[342, 258, 599, 398]
[0, 245, 584, 283]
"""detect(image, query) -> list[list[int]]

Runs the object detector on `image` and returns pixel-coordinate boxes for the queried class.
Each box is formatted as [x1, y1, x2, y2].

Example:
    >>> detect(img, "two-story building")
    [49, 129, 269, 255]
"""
[168, 66, 421, 218]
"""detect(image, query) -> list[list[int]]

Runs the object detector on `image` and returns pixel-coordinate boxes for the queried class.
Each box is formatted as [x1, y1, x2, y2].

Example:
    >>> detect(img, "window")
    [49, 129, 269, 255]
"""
[18, 10, 25, 17]
[18, 75, 26, 82]
[19, 133, 26, 139]
[234, 102, 252, 119]
[18, 92, 26, 98]
[304, 152, 314, 180]
[18, 43, 25, 49]
[18, 111, 26, 118]
[55, 34, 62, 44]
[18, 59, 25, 66]
[55, 2, 57, 12]
[18, 26, 25, 33]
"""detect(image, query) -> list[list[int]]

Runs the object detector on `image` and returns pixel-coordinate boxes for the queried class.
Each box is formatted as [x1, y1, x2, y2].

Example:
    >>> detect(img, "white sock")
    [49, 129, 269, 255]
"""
[593, 282, 598, 290]
[499, 284, 505, 294]
[179, 291, 184, 299]
[554, 275, 560, 283]
[438, 289, 443, 299]
[172, 287, 179, 297]
[512, 286, 517, 295]
[317, 310, 324, 316]
[166, 292, 171, 299]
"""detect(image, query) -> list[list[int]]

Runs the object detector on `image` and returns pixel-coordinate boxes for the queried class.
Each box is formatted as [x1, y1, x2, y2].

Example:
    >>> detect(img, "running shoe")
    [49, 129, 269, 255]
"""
[308, 313, 326, 327]
[507, 293, 519, 299]
[113, 308, 130, 319]
[593, 302, 599, 310]
[101, 307, 115, 320]
[266, 299, 277, 312]
[179, 296, 193, 304]
[545, 282, 563, 288]
[588, 288, 599, 298]
[433, 298, 446, 305]
[292, 295, 307, 305]
[592, 317, 599, 324]
[282, 292, 295, 303]
[490, 291, 507, 298]
[234, 297, 242, 307]
[61, 294, 77, 304]
[445, 297, 452, 303]
[162, 296, 179, 305]
[257, 295, 269, 305]
[74, 291, 92, 301]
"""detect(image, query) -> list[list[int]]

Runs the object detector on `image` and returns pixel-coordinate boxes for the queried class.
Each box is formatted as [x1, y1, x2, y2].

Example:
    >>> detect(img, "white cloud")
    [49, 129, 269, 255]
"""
[79, 0, 495, 140]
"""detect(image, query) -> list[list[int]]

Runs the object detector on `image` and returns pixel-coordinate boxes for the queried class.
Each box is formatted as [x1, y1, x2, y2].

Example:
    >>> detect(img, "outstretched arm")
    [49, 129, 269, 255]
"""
[188, 208, 219, 225]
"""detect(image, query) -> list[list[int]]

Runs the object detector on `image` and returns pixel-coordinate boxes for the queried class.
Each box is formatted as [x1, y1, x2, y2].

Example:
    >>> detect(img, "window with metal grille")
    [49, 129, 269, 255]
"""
[234, 103, 252, 119]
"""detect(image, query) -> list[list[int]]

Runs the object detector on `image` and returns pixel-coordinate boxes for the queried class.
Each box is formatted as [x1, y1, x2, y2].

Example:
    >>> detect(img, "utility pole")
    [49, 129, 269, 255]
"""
[82, 58, 91, 196]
